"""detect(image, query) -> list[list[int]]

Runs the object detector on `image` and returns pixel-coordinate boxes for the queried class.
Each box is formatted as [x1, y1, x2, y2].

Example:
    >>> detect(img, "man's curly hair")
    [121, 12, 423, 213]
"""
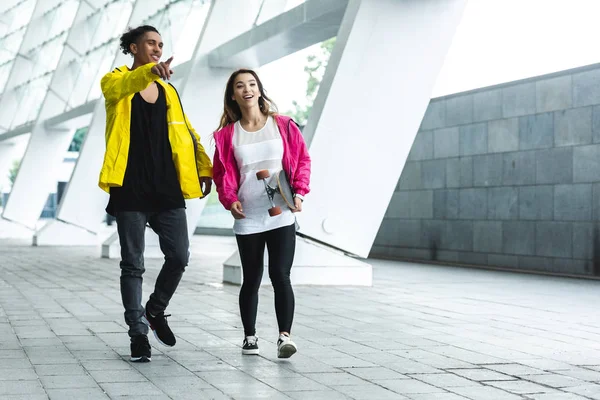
[119, 25, 160, 55]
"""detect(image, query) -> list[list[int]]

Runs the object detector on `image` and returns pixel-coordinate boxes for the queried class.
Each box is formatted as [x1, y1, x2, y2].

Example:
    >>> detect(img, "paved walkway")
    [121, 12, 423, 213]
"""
[1, 235, 600, 400]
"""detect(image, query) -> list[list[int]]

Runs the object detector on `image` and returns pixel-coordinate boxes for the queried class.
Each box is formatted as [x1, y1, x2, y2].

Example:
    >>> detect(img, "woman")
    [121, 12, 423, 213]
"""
[212, 69, 311, 358]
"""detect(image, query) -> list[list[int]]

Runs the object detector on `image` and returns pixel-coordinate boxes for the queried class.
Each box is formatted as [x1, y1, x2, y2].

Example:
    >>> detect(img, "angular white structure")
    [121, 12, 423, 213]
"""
[0, 0, 466, 287]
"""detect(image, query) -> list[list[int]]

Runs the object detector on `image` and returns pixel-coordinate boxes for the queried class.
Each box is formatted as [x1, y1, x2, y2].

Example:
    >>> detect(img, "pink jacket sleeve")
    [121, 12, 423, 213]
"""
[212, 137, 239, 210]
[289, 121, 311, 196]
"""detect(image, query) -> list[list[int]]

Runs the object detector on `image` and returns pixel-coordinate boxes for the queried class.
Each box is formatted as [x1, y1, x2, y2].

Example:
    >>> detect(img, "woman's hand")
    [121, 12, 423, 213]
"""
[292, 197, 302, 212]
[230, 201, 246, 219]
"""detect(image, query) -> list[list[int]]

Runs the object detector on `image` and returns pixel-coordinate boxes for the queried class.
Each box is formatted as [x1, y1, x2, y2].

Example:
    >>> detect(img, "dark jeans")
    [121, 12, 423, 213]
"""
[236, 223, 296, 336]
[116, 208, 189, 337]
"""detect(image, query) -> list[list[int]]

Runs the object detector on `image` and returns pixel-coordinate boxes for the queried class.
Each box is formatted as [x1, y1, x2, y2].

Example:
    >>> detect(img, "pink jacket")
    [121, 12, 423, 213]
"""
[213, 114, 311, 210]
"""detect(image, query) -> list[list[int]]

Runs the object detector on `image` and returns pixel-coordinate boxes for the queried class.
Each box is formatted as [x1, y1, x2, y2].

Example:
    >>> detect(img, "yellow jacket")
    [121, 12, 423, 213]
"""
[98, 63, 212, 198]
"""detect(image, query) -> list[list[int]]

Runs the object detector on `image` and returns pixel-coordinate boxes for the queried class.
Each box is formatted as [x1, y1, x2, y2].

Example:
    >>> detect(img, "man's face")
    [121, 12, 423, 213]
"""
[131, 31, 163, 65]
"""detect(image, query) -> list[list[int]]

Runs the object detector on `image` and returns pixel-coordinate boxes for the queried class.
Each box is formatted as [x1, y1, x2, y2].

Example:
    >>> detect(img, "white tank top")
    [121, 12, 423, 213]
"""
[232, 116, 295, 235]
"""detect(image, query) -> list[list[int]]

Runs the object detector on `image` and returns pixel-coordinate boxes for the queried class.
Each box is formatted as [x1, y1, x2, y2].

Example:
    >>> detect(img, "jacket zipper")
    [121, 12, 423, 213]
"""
[285, 118, 295, 196]
[168, 83, 204, 195]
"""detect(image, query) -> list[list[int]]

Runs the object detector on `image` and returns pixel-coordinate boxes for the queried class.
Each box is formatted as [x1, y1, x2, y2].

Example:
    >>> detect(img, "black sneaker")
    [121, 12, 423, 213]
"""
[143, 309, 176, 347]
[130, 335, 151, 362]
[242, 336, 259, 355]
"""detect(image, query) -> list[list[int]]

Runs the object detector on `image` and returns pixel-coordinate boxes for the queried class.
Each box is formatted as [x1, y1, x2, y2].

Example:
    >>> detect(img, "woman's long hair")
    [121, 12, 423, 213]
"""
[217, 69, 278, 130]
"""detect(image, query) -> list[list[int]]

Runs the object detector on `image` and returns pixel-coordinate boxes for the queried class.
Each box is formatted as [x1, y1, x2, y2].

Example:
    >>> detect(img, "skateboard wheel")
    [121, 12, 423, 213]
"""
[256, 170, 270, 180]
[268, 206, 282, 216]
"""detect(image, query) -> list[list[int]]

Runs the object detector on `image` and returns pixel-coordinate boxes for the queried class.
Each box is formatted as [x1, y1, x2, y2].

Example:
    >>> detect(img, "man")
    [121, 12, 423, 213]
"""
[98, 25, 213, 362]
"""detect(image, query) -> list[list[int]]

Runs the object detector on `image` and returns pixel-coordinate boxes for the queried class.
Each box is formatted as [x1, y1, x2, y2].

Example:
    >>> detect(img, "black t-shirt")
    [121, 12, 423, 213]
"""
[106, 82, 185, 216]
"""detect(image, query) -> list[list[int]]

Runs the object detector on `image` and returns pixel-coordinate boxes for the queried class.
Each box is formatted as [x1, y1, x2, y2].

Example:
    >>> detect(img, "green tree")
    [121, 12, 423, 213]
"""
[288, 37, 336, 126]
[8, 159, 20, 186]
[68, 127, 88, 152]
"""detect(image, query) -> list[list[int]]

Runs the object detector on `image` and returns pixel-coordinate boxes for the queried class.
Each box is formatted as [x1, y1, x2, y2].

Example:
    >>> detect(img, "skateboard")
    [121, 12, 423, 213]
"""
[256, 169, 296, 216]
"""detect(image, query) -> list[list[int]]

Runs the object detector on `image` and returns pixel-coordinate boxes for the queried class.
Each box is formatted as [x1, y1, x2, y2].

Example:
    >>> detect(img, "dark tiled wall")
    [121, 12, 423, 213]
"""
[371, 64, 600, 277]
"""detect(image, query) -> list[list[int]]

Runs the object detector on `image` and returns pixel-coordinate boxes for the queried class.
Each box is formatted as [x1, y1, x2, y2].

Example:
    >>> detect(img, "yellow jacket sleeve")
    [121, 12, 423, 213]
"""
[100, 63, 159, 104]
[185, 113, 213, 178]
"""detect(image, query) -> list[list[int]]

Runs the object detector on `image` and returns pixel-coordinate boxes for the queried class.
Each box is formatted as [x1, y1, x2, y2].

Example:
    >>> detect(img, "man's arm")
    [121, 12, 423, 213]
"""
[100, 63, 159, 104]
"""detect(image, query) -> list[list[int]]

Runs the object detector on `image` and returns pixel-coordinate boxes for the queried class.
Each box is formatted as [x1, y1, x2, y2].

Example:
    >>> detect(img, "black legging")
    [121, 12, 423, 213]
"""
[236, 222, 296, 336]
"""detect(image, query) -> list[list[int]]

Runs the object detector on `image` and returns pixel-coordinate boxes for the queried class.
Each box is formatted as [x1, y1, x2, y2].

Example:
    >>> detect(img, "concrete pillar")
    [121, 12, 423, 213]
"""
[298, 0, 468, 258]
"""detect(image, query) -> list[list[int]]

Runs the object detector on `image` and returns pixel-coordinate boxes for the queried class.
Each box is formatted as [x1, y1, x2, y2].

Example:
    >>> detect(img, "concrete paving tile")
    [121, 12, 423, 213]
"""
[259, 376, 328, 391]
[0, 380, 46, 395]
[342, 367, 408, 381]
[408, 394, 469, 400]
[182, 388, 232, 399]
[237, 365, 301, 379]
[151, 375, 213, 391]
[373, 378, 447, 394]
[525, 373, 584, 388]
[320, 356, 378, 368]
[450, 385, 525, 399]
[39, 374, 98, 389]
[557, 367, 600, 382]
[70, 350, 121, 360]
[0, 368, 38, 381]
[0, 350, 27, 359]
[196, 369, 256, 385]
[564, 384, 600, 398]
[0, 358, 32, 369]
[303, 372, 370, 386]
[87, 369, 148, 383]
[33, 364, 86, 377]
[411, 372, 483, 387]
[47, 388, 110, 399]
[447, 368, 516, 381]
[80, 359, 138, 371]
[487, 379, 560, 394]
[99, 381, 165, 397]
[287, 390, 353, 400]
[525, 393, 589, 400]
[334, 384, 411, 399]
[486, 363, 546, 376]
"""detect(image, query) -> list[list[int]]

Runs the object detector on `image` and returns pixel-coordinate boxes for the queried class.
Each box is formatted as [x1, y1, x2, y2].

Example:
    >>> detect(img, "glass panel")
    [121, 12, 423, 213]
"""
[254, 0, 307, 26]
[10, 75, 51, 128]
[171, 0, 210, 65]
[86, 41, 119, 103]
[51, 57, 82, 106]
[56, 0, 134, 111]
[90, 1, 134, 49]
[2, 0, 36, 34]
[68, 45, 108, 109]
[144, 0, 210, 66]
[20, 33, 68, 86]
[47, 0, 79, 39]
[0, 61, 14, 93]
[21, 0, 78, 54]
[0, 0, 23, 14]
[0, 27, 26, 60]
[34, 0, 66, 19]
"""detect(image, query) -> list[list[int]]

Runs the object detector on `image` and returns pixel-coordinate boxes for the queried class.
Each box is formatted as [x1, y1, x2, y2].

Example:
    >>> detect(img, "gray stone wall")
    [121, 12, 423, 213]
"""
[371, 63, 600, 277]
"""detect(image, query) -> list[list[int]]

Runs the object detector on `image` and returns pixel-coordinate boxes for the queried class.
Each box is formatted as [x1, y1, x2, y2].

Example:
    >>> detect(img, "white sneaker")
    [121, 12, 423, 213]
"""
[242, 335, 259, 355]
[277, 334, 297, 358]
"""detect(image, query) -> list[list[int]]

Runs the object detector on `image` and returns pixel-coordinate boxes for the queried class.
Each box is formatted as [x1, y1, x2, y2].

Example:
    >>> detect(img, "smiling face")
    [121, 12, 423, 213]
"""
[130, 31, 163, 65]
[232, 73, 261, 110]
